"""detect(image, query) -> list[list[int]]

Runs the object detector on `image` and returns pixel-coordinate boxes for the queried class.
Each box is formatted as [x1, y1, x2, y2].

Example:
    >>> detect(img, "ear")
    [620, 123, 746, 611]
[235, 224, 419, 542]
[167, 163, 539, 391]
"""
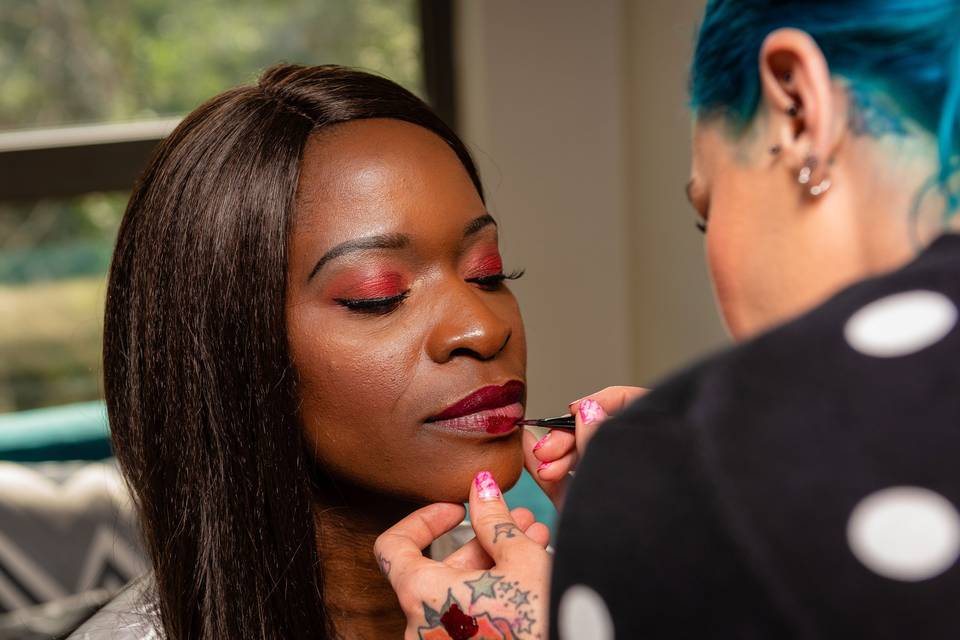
[758, 28, 844, 194]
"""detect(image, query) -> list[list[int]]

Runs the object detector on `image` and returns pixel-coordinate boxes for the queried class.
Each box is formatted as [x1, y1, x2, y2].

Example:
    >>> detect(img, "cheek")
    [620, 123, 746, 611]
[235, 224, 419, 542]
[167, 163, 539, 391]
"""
[704, 190, 761, 339]
[289, 313, 420, 475]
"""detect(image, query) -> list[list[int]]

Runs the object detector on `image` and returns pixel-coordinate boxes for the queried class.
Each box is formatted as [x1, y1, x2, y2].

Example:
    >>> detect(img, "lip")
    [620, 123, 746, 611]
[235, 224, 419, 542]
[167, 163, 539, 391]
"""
[426, 380, 525, 435]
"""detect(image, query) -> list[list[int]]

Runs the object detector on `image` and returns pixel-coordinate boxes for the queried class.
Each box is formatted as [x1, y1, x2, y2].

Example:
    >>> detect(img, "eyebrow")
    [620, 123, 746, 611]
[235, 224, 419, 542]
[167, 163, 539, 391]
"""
[464, 213, 497, 237]
[308, 233, 409, 281]
[307, 214, 498, 281]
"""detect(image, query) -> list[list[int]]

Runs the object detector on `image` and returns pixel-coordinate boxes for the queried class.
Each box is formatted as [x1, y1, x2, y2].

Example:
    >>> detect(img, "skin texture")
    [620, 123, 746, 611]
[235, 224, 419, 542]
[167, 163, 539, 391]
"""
[379, 28, 960, 640]
[285, 119, 527, 638]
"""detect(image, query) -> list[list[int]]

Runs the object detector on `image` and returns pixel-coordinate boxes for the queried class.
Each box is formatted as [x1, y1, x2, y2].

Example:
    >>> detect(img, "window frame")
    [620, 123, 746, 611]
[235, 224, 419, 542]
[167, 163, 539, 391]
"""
[0, 0, 456, 203]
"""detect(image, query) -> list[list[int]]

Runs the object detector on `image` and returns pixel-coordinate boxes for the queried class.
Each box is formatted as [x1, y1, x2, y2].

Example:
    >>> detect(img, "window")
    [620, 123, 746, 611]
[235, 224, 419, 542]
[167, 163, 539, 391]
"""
[1, 0, 452, 414]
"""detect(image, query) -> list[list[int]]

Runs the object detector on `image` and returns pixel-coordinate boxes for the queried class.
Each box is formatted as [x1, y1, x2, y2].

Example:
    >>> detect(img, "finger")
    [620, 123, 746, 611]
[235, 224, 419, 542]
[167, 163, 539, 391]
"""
[469, 470, 540, 562]
[530, 427, 576, 463]
[569, 385, 648, 416]
[535, 451, 576, 482]
[525, 522, 551, 548]
[374, 502, 465, 588]
[443, 507, 536, 570]
[572, 397, 609, 455]
[523, 429, 568, 506]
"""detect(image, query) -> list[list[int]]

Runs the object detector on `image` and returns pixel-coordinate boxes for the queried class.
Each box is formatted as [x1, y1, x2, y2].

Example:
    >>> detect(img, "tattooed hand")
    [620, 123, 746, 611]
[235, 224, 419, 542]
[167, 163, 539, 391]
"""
[375, 471, 551, 640]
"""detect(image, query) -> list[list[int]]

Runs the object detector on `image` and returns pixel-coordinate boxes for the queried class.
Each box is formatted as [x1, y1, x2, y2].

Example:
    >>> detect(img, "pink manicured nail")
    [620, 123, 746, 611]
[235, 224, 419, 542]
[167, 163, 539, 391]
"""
[537, 461, 551, 472]
[533, 431, 551, 451]
[474, 471, 501, 501]
[579, 398, 607, 425]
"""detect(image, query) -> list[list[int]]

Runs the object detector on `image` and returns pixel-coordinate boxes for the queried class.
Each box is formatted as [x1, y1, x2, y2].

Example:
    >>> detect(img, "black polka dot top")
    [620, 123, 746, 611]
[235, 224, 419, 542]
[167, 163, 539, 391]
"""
[551, 233, 960, 639]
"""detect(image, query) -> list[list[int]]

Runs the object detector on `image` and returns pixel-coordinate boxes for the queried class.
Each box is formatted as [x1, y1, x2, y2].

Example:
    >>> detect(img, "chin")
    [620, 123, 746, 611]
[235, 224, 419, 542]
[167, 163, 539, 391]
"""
[425, 435, 524, 503]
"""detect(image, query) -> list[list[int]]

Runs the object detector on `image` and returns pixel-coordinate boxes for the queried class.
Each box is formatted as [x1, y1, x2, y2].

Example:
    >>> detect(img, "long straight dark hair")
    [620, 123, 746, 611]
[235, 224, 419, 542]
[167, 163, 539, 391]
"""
[103, 64, 483, 639]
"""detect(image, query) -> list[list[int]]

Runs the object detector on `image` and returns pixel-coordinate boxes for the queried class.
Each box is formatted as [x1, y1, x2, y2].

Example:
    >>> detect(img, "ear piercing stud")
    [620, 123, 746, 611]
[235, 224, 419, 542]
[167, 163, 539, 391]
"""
[798, 154, 831, 196]
[798, 155, 816, 184]
[809, 178, 832, 196]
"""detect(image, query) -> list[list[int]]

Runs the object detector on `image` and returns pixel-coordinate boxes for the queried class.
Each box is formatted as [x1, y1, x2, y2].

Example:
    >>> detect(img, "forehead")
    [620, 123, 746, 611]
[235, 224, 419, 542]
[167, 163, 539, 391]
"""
[293, 118, 482, 247]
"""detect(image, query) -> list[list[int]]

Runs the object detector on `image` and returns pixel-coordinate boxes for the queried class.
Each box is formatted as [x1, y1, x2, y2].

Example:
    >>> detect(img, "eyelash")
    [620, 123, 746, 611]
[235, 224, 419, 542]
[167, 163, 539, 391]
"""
[335, 270, 525, 315]
[466, 269, 525, 291]
[335, 292, 410, 315]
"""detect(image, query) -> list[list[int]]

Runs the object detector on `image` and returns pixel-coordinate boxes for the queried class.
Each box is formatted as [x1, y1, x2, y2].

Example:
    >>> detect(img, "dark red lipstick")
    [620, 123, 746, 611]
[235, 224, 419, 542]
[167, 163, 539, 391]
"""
[427, 381, 525, 435]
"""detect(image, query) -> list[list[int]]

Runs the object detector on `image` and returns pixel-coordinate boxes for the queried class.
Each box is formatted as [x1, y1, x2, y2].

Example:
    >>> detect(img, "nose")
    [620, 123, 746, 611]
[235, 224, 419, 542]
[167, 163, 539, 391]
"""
[425, 281, 513, 364]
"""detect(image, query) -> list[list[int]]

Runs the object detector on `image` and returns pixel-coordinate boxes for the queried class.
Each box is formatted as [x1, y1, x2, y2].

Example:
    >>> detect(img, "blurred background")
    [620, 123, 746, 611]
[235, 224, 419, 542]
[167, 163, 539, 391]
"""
[0, 0, 725, 634]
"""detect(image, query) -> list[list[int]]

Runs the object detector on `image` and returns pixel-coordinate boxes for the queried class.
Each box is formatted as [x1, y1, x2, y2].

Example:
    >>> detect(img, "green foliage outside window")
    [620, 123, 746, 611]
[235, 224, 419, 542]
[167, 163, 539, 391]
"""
[0, 0, 423, 413]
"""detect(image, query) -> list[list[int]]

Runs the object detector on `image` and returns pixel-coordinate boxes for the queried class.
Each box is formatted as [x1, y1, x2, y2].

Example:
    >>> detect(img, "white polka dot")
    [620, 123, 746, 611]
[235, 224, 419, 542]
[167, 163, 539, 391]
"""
[847, 486, 960, 581]
[558, 584, 614, 640]
[844, 290, 957, 357]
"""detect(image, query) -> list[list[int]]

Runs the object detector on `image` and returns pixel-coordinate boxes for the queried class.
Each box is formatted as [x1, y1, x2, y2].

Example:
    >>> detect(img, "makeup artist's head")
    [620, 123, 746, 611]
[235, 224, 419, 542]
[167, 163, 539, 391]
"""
[688, 0, 960, 339]
[103, 64, 524, 639]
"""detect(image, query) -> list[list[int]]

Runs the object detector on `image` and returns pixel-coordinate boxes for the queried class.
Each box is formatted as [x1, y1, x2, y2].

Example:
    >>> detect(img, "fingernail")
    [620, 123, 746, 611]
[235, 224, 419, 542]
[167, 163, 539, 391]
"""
[537, 461, 551, 472]
[579, 398, 607, 425]
[533, 431, 551, 451]
[474, 470, 501, 501]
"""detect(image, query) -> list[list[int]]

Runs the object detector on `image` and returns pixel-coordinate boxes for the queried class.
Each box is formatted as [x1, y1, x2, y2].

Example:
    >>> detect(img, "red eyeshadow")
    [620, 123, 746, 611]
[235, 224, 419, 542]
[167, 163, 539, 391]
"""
[466, 252, 503, 278]
[329, 272, 404, 300]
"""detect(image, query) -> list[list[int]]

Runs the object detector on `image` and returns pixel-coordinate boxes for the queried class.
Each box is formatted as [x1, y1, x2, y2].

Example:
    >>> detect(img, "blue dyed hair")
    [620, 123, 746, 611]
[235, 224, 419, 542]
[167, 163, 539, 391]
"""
[691, 0, 960, 217]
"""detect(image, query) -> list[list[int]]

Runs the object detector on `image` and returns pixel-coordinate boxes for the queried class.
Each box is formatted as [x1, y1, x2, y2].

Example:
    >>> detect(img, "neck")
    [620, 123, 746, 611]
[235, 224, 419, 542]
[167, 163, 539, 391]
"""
[313, 483, 426, 639]
[849, 133, 960, 267]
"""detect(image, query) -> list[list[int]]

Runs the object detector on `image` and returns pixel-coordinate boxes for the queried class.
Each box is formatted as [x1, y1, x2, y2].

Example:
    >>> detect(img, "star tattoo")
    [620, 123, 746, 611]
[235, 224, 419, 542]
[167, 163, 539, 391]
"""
[516, 610, 536, 634]
[509, 588, 530, 607]
[464, 571, 502, 604]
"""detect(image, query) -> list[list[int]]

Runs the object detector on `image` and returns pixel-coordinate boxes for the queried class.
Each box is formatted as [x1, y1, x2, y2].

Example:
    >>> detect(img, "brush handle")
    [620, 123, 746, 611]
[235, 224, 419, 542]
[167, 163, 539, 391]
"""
[516, 415, 576, 430]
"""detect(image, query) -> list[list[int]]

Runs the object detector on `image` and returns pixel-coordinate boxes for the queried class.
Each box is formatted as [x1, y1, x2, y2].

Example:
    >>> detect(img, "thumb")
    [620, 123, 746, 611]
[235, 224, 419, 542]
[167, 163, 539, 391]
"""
[469, 470, 539, 563]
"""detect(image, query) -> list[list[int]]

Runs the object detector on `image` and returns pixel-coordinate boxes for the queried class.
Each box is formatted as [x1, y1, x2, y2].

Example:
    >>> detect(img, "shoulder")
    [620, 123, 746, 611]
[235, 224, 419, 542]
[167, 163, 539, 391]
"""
[552, 235, 960, 638]
[66, 576, 161, 640]
[614, 232, 960, 442]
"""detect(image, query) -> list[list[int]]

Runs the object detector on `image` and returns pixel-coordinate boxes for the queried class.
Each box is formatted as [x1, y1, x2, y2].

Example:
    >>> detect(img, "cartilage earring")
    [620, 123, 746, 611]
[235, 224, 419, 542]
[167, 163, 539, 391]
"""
[787, 103, 799, 117]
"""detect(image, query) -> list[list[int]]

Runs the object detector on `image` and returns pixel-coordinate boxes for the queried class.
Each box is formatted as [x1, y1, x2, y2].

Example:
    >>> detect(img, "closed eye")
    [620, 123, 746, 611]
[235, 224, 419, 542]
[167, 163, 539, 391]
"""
[466, 269, 525, 291]
[335, 292, 409, 315]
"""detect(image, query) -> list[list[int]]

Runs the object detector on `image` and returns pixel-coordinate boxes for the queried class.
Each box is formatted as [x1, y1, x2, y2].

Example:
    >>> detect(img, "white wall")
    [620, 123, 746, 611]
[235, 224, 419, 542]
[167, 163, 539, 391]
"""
[623, 0, 728, 382]
[454, 0, 725, 416]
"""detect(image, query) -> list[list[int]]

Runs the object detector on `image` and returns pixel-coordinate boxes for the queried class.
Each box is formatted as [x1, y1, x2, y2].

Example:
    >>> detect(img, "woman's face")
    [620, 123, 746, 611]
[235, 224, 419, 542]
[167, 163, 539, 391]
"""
[689, 119, 867, 340]
[286, 119, 526, 504]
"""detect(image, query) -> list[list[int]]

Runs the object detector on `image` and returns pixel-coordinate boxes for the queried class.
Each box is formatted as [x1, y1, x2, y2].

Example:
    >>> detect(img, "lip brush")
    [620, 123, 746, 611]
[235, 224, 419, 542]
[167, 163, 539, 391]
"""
[515, 414, 576, 430]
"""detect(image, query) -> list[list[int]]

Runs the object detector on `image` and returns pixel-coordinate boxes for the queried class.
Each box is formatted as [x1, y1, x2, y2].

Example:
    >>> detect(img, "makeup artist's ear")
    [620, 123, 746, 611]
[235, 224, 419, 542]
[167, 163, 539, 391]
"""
[759, 28, 846, 190]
